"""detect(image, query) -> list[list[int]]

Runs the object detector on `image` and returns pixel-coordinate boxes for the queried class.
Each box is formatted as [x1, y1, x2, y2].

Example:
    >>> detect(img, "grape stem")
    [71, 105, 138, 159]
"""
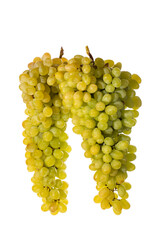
[104, 63, 109, 67]
[59, 47, 64, 58]
[85, 46, 95, 65]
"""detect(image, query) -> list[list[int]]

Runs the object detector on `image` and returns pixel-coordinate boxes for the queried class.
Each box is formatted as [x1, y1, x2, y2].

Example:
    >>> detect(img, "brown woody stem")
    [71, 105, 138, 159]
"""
[59, 47, 64, 58]
[85, 46, 95, 64]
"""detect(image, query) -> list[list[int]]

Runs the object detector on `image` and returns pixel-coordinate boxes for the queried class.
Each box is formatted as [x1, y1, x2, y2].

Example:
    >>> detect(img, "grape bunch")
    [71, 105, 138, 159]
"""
[19, 47, 142, 215]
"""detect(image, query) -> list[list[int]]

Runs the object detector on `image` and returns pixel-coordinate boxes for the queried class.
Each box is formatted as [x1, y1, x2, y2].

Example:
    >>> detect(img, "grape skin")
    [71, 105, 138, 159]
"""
[19, 50, 142, 215]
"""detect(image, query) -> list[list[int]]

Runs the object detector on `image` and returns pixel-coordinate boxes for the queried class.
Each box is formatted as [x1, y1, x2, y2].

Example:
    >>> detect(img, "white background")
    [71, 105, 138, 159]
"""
[0, 0, 159, 239]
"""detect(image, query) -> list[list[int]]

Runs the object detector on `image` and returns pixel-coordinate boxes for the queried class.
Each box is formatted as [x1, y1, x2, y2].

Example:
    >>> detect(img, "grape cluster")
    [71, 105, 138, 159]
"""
[19, 47, 142, 215]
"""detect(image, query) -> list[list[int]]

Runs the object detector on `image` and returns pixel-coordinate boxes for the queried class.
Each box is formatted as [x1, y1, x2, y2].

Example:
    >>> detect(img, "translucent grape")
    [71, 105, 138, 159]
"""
[44, 156, 55, 167]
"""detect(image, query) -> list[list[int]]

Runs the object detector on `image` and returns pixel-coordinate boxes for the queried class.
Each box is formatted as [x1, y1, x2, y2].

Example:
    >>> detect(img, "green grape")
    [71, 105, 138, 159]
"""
[90, 144, 100, 155]
[112, 67, 121, 77]
[125, 153, 136, 161]
[32, 149, 42, 159]
[89, 108, 99, 118]
[92, 128, 102, 140]
[107, 177, 116, 190]
[98, 113, 109, 122]
[97, 122, 108, 131]
[103, 127, 113, 135]
[35, 159, 44, 169]
[83, 92, 91, 102]
[105, 105, 117, 115]
[26, 143, 37, 152]
[115, 140, 129, 150]
[34, 91, 44, 100]
[131, 74, 141, 84]
[120, 71, 131, 80]
[87, 84, 98, 93]
[38, 139, 49, 150]
[118, 185, 126, 197]
[88, 138, 96, 146]
[129, 79, 139, 89]
[41, 202, 51, 212]
[82, 57, 91, 65]
[44, 156, 55, 167]
[120, 79, 129, 89]
[43, 106, 53, 117]
[105, 84, 115, 93]
[103, 74, 112, 84]
[43, 147, 52, 156]
[110, 150, 124, 160]
[50, 189, 60, 200]
[94, 195, 102, 203]
[102, 163, 112, 174]
[114, 62, 122, 69]
[113, 119, 122, 130]
[122, 182, 131, 190]
[20, 47, 141, 215]
[133, 96, 142, 109]
[99, 187, 110, 198]
[95, 68, 103, 78]
[96, 102, 105, 111]
[39, 167, 49, 177]
[103, 154, 112, 163]
[102, 93, 112, 104]
[82, 64, 91, 74]
[59, 202, 67, 213]
[94, 91, 103, 102]
[115, 89, 126, 99]
[111, 160, 121, 169]
[112, 78, 121, 88]
[43, 131, 53, 142]
[126, 162, 136, 171]
[120, 199, 130, 209]
[122, 110, 133, 119]
[128, 145, 137, 153]
[113, 101, 123, 110]
[57, 169, 67, 179]
[122, 118, 136, 128]
[102, 145, 112, 154]
[133, 110, 139, 118]
[95, 58, 105, 68]
[49, 202, 58, 213]
[104, 137, 114, 146]
[112, 200, 122, 215]
[50, 138, 60, 148]
[119, 134, 131, 142]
